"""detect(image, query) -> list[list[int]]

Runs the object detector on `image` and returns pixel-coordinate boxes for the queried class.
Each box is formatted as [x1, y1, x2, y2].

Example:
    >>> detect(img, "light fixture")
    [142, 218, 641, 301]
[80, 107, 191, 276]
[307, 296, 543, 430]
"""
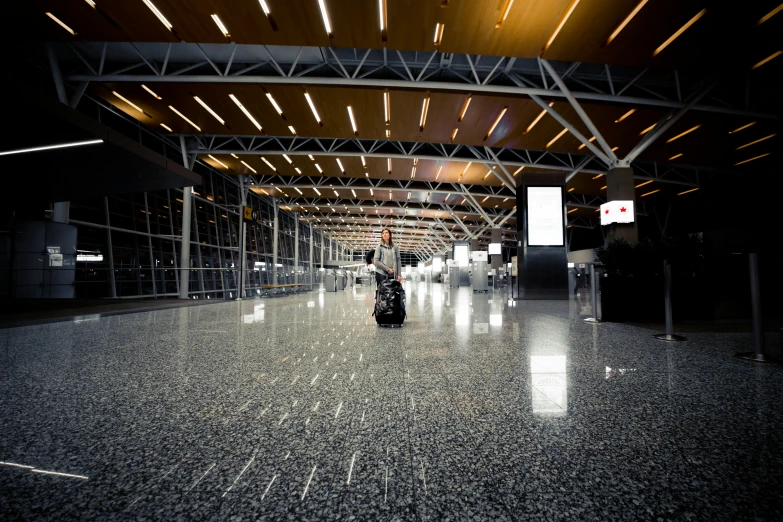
[283, 154, 293, 164]
[0, 139, 103, 157]
[211, 14, 230, 37]
[435, 166, 443, 180]
[315, 163, 323, 173]
[611, 146, 619, 152]
[229, 94, 262, 131]
[457, 95, 472, 123]
[615, 108, 636, 123]
[193, 96, 225, 125]
[46, 12, 77, 35]
[241, 160, 257, 173]
[640, 189, 659, 197]
[545, 0, 580, 51]
[758, 3, 783, 25]
[169, 106, 201, 131]
[361, 156, 366, 167]
[484, 107, 508, 140]
[288, 126, 296, 134]
[208, 155, 228, 169]
[419, 96, 430, 131]
[600, 186, 607, 190]
[567, 188, 574, 193]
[653, 9, 706, 57]
[577, 136, 597, 150]
[495, 0, 515, 28]
[336, 158, 345, 172]
[606, 0, 647, 45]
[141, 85, 161, 100]
[385, 129, 391, 138]
[84, 0, 96, 8]
[334, 190, 339, 197]
[407, 192, 411, 200]
[547, 128, 569, 148]
[635, 180, 653, 188]
[370, 189, 374, 195]
[142, 0, 173, 31]
[512, 166, 524, 177]
[265, 92, 284, 116]
[411, 167, 416, 179]
[261, 157, 276, 171]
[677, 187, 700, 196]
[434, 23, 444, 46]
[752, 51, 782, 70]
[567, 208, 577, 214]
[729, 122, 756, 134]
[304, 90, 322, 125]
[735, 153, 771, 166]
[388, 158, 392, 172]
[737, 134, 776, 150]
[308, 154, 314, 160]
[295, 167, 302, 174]
[669, 153, 683, 160]
[351, 189, 357, 197]
[379, 0, 388, 40]
[526, 102, 554, 133]
[318, 0, 332, 37]
[347, 106, 358, 135]
[160, 123, 172, 132]
[112, 91, 144, 114]
[593, 173, 604, 179]
[313, 187, 322, 196]
[666, 124, 701, 143]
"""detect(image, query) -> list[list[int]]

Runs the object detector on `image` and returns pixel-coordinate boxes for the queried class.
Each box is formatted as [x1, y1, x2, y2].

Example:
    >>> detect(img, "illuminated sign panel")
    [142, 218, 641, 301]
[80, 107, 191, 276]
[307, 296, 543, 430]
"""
[600, 200, 635, 226]
[527, 186, 564, 246]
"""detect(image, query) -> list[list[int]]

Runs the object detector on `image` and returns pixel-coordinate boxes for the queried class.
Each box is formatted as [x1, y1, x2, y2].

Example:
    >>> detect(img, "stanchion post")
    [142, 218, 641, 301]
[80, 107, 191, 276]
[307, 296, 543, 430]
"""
[654, 260, 686, 341]
[584, 263, 601, 323]
[735, 253, 779, 363]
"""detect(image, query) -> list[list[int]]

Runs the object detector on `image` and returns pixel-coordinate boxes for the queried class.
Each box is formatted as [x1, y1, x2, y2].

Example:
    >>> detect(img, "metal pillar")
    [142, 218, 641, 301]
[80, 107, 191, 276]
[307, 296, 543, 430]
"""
[237, 176, 248, 299]
[272, 199, 279, 285]
[294, 212, 299, 284]
[654, 260, 686, 341]
[735, 253, 778, 363]
[143, 192, 157, 299]
[178, 137, 192, 300]
[104, 196, 117, 298]
[309, 222, 314, 289]
[321, 232, 325, 269]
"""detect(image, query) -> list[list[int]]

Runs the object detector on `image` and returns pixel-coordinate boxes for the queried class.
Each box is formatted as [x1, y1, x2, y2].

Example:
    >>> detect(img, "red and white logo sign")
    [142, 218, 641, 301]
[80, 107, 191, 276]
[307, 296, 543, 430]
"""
[600, 200, 635, 226]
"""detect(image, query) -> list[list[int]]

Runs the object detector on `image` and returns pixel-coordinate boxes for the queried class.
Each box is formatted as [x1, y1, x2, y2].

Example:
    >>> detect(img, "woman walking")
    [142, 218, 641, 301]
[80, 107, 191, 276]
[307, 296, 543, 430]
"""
[373, 228, 402, 286]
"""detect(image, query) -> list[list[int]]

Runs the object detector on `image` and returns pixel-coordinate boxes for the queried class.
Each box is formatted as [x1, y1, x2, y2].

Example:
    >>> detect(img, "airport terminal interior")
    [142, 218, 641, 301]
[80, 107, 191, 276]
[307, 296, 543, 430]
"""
[2, 1, 783, 520]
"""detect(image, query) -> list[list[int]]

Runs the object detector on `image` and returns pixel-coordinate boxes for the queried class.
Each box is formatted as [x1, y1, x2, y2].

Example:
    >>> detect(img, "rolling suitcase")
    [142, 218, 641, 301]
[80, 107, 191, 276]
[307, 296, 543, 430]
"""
[373, 274, 406, 327]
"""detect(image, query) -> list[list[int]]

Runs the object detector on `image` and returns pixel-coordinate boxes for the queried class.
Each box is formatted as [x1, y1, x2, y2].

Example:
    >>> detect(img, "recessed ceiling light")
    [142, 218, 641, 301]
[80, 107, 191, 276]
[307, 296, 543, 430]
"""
[351, 189, 357, 197]
[484, 107, 508, 140]
[567, 208, 577, 214]
[669, 153, 683, 160]
[142, 0, 173, 31]
[545, 0, 580, 51]
[308, 154, 314, 161]
[259, 0, 270, 15]
[347, 106, 358, 135]
[526, 102, 554, 133]
[315, 163, 323, 173]
[211, 14, 230, 37]
[361, 156, 366, 167]
[411, 167, 416, 179]
[752, 51, 782, 70]
[318, 0, 332, 36]
[283, 154, 293, 164]
[141, 84, 162, 100]
[577, 136, 597, 150]
[435, 166, 443, 180]
[304, 90, 321, 125]
[228, 94, 262, 131]
[385, 129, 391, 138]
[615, 108, 636, 123]
[240, 160, 257, 174]
[112, 91, 144, 114]
[640, 189, 660, 197]
[336, 158, 345, 172]
[635, 180, 653, 188]
[665, 124, 701, 143]
[313, 187, 321, 196]
[593, 173, 604, 179]
[208, 154, 228, 169]
[729, 122, 756, 134]
[295, 167, 302, 174]
[388, 158, 392, 172]
[606, 0, 647, 45]
[495, 0, 515, 28]
[677, 187, 700, 196]
[547, 128, 569, 148]
[288, 126, 296, 135]
[265, 93, 284, 116]
[193, 96, 225, 125]
[419, 96, 430, 131]
[169, 106, 201, 131]
[512, 166, 524, 177]
[84, 0, 96, 8]
[334, 190, 339, 197]
[735, 153, 771, 166]
[758, 3, 783, 25]
[653, 9, 706, 57]
[261, 157, 276, 171]
[160, 123, 172, 132]
[433, 23, 444, 46]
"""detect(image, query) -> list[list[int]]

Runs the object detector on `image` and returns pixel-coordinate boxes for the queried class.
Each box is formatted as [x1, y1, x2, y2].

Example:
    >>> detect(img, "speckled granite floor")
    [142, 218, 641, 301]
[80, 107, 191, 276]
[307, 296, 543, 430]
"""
[1, 283, 782, 521]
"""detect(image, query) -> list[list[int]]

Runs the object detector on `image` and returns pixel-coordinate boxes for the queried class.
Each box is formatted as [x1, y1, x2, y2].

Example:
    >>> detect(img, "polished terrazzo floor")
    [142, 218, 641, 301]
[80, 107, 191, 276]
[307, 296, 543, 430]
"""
[1, 282, 782, 521]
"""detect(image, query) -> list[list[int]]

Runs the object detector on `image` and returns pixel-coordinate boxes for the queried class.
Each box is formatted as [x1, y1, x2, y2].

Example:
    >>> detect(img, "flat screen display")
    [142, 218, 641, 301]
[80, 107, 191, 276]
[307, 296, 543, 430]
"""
[527, 186, 564, 246]
[488, 243, 501, 255]
[454, 244, 469, 267]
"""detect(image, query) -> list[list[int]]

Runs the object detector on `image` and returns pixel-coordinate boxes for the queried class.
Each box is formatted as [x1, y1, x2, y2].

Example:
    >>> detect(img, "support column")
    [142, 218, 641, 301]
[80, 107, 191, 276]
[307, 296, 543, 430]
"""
[272, 199, 279, 285]
[47, 45, 71, 226]
[178, 137, 193, 300]
[238, 176, 248, 299]
[491, 227, 503, 271]
[321, 232, 325, 269]
[309, 223, 314, 288]
[604, 167, 638, 245]
[104, 197, 117, 298]
[294, 213, 299, 284]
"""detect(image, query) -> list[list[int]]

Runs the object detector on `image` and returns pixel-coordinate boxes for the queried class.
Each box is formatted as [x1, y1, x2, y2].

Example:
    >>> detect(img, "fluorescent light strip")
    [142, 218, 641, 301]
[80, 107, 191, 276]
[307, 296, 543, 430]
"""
[141, 84, 161, 99]
[228, 94, 262, 131]
[266, 93, 283, 115]
[451, 128, 459, 142]
[434, 23, 444, 45]
[735, 153, 771, 166]
[386, 129, 391, 138]
[435, 166, 443, 180]
[388, 158, 392, 172]
[419, 96, 430, 129]
[318, 0, 332, 35]
[361, 156, 366, 167]
[46, 12, 77, 35]
[677, 187, 700, 196]
[653, 9, 706, 57]
[313, 187, 321, 195]
[729, 122, 756, 134]
[383, 92, 390, 124]
[669, 153, 683, 160]
[640, 189, 660, 197]
[0, 139, 103, 157]
[231, 154, 238, 158]
[665, 124, 701, 143]
[496, 0, 515, 27]
[458, 95, 472, 122]
[142, 0, 173, 30]
[315, 163, 323, 173]
[193, 96, 225, 125]
[752, 51, 782, 70]
[169, 106, 201, 131]
[261, 157, 276, 171]
[606, 0, 647, 45]
[736, 134, 776, 150]
[160, 123, 172, 132]
[462, 162, 472, 175]
[304, 92, 321, 124]
[615, 108, 636, 123]
[288, 126, 296, 135]
[577, 136, 596, 150]
[600, 186, 607, 190]
[547, 128, 569, 148]
[211, 14, 229, 36]
[85, 0, 96, 8]
[758, 3, 783, 25]
[112, 91, 144, 114]
[485, 107, 508, 139]
[308, 154, 314, 160]
[336, 158, 344, 171]
[347, 106, 358, 134]
[639, 123, 656, 135]
[635, 180, 653, 188]
[567, 208, 577, 214]
[241, 160, 257, 173]
[545, 0, 580, 51]
[295, 167, 302, 174]
[351, 189, 357, 197]
[283, 154, 293, 164]
[334, 190, 339, 197]
[208, 154, 228, 169]
[378, 0, 385, 30]
[411, 167, 416, 179]
[259, 0, 270, 15]
[526, 102, 554, 133]
[512, 166, 524, 177]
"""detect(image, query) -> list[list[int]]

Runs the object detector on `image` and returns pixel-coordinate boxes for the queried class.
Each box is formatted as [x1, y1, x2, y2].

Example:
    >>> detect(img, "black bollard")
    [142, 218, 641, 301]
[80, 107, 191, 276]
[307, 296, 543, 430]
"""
[654, 260, 686, 341]
[735, 253, 779, 363]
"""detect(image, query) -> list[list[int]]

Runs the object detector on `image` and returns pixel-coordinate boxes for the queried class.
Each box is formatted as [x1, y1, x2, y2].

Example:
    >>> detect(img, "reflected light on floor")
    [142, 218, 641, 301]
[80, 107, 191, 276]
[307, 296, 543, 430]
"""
[530, 355, 567, 416]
